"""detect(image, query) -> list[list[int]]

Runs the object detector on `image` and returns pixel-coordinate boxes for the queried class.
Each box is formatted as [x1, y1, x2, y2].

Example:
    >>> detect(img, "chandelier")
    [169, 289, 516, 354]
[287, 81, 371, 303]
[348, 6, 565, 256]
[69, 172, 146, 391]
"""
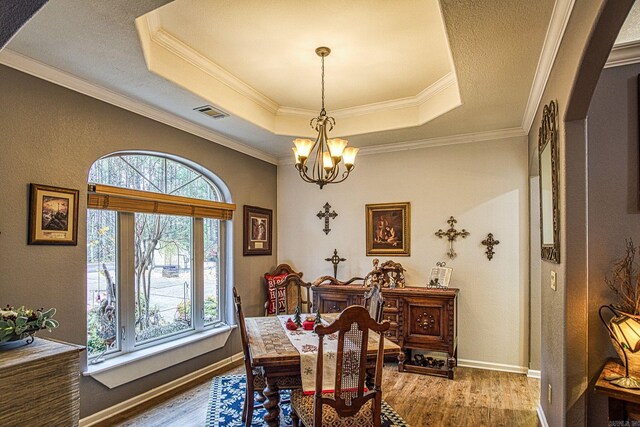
[292, 47, 358, 189]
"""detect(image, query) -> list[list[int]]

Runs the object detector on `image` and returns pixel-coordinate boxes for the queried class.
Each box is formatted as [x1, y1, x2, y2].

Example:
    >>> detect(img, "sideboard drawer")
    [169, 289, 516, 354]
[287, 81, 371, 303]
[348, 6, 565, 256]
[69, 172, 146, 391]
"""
[381, 312, 399, 325]
[383, 297, 400, 312]
[318, 294, 350, 314]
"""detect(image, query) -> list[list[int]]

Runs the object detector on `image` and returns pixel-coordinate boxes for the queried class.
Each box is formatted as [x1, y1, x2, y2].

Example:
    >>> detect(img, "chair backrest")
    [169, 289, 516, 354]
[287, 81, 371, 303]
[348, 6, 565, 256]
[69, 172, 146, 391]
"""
[233, 287, 253, 377]
[313, 305, 390, 426]
[264, 264, 306, 316]
[363, 282, 385, 323]
[272, 273, 313, 315]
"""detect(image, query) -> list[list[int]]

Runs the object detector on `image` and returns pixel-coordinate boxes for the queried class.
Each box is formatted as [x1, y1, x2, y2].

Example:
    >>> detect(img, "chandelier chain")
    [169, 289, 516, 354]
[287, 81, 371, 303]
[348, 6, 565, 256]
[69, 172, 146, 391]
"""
[320, 54, 326, 116]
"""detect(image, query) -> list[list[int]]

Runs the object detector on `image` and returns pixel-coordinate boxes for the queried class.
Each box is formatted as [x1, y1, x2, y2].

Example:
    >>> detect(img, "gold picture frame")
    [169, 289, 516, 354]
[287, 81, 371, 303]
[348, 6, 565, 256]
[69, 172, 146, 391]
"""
[366, 202, 410, 256]
[28, 183, 79, 245]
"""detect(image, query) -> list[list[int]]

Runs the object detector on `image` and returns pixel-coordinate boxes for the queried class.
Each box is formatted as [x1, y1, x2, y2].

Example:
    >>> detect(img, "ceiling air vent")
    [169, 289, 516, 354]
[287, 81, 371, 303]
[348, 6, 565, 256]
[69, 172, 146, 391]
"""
[194, 105, 229, 119]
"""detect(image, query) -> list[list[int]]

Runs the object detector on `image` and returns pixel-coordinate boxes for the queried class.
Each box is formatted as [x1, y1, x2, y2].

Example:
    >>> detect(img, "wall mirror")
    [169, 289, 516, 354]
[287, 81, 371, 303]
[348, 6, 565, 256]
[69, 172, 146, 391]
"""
[538, 100, 560, 263]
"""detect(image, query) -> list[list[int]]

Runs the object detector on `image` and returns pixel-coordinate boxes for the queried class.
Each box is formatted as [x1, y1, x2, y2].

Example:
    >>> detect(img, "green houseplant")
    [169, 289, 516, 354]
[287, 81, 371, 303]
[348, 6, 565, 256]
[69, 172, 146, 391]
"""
[0, 305, 59, 344]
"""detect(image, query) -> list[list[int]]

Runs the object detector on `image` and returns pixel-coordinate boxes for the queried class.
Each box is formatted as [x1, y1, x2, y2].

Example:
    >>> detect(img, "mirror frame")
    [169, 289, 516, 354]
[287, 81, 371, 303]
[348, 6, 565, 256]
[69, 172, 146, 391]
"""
[538, 100, 560, 263]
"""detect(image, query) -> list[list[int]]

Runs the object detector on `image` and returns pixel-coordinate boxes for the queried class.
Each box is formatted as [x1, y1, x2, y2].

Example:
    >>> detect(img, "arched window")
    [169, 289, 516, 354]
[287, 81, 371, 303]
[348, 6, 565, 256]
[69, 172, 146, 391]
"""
[86, 153, 232, 361]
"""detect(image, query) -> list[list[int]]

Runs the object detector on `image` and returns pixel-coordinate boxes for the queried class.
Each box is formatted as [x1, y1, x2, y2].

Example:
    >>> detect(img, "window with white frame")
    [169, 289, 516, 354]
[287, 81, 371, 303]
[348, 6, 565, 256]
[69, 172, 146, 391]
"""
[86, 154, 233, 361]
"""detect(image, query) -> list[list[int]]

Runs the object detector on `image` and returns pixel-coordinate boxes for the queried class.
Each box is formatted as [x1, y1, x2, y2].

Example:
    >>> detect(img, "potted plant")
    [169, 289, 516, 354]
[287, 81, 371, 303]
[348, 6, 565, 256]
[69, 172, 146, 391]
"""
[0, 305, 59, 345]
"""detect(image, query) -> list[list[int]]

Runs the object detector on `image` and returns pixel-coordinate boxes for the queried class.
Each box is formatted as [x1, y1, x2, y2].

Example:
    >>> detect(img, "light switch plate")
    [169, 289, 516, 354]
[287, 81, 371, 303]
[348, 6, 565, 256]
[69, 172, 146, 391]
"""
[551, 270, 557, 291]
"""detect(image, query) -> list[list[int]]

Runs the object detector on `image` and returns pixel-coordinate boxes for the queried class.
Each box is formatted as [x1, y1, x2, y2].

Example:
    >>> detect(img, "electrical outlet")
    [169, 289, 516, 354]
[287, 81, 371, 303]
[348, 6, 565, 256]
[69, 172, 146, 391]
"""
[550, 270, 557, 291]
[548, 384, 552, 404]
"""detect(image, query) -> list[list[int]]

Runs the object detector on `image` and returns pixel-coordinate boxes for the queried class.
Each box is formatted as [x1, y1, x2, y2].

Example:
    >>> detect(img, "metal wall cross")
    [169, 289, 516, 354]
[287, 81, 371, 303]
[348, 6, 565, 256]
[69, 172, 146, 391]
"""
[325, 249, 346, 278]
[435, 216, 470, 259]
[481, 233, 500, 260]
[317, 202, 338, 235]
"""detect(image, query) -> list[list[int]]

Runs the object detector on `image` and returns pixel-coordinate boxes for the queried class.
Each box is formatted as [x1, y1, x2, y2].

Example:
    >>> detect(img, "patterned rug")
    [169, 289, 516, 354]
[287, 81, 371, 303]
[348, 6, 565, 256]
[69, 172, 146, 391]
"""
[206, 374, 410, 427]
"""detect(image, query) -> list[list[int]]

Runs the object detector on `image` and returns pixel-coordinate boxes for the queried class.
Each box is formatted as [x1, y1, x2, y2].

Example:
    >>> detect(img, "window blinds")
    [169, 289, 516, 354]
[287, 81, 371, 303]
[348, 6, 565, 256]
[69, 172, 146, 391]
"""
[87, 184, 235, 220]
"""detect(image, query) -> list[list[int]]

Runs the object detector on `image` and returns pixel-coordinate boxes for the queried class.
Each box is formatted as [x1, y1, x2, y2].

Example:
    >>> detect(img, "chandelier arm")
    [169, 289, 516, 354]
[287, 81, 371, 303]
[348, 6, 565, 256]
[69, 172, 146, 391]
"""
[322, 168, 353, 186]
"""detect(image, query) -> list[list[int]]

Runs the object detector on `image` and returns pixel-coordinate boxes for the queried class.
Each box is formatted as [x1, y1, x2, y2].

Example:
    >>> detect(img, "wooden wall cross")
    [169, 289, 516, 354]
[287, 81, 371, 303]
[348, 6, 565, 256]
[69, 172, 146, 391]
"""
[435, 216, 470, 259]
[317, 202, 338, 235]
[325, 249, 346, 278]
[481, 233, 500, 260]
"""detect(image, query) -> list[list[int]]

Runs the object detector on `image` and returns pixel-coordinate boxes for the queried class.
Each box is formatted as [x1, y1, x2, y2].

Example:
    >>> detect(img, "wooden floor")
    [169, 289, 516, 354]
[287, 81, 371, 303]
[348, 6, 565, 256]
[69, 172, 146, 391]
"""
[106, 364, 540, 427]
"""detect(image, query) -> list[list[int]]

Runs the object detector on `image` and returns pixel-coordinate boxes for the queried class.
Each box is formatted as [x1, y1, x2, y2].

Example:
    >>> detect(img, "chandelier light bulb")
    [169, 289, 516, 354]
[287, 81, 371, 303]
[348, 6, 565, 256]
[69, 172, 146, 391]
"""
[322, 152, 334, 172]
[342, 147, 359, 168]
[327, 138, 348, 159]
[293, 138, 313, 160]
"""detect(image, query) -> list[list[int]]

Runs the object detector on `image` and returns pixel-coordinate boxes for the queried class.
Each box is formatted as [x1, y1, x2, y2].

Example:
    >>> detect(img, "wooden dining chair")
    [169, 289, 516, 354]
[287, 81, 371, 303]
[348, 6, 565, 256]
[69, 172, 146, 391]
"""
[289, 305, 390, 427]
[363, 282, 385, 323]
[233, 287, 266, 427]
[264, 264, 312, 315]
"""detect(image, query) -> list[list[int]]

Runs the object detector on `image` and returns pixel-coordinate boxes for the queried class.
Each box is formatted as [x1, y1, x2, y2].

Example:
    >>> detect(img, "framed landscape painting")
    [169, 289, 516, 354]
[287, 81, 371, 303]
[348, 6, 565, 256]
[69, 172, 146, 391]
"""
[366, 202, 410, 256]
[28, 183, 79, 245]
[243, 205, 272, 256]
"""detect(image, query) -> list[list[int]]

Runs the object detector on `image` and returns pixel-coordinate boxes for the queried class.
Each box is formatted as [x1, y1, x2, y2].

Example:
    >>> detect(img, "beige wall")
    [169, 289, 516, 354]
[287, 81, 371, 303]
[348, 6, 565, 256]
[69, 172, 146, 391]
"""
[278, 137, 531, 369]
[0, 64, 278, 417]
[586, 62, 640, 426]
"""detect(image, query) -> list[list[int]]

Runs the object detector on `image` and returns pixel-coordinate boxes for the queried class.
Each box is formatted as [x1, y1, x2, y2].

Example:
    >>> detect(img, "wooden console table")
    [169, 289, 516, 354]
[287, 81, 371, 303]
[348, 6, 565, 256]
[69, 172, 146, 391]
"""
[0, 338, 84, 426]
[312, 284, 459, 379]
[595, 359, 640, 421]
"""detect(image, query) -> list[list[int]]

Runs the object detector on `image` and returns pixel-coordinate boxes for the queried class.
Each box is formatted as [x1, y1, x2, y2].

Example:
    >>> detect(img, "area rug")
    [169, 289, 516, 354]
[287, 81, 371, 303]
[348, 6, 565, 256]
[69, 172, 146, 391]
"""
[206, 374, 410, 427]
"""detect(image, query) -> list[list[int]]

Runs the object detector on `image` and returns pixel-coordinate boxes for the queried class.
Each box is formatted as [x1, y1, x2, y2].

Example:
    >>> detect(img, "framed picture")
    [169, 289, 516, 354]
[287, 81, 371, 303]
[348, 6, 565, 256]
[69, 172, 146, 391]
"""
[427, 264, 452, 288]
[365, 202, 410, 256]
[28, 183, 79, 245]
[243, 205, 272, 256]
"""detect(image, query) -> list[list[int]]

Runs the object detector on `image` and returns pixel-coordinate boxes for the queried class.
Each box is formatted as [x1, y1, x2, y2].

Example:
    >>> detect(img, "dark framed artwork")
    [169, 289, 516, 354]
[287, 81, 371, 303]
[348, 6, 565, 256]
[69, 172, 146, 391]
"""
[28, 183, 79, 245]
[243, 205, 272, 256]
[365, 202, 410, 256]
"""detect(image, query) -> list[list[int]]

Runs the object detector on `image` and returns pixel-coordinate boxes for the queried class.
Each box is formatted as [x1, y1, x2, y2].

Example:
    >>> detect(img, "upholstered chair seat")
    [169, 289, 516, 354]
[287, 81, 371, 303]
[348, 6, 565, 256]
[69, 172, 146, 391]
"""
[290, 390, 376, 427]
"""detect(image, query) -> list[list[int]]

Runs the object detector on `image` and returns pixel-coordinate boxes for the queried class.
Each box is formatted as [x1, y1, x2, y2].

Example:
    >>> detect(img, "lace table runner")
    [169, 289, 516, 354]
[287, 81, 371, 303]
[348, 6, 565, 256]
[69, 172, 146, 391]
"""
[277, 315, 337, 393]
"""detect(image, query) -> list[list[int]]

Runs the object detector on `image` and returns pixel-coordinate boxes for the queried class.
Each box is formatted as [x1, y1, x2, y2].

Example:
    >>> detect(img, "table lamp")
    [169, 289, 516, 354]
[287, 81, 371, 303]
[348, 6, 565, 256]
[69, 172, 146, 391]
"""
[599, 305, 640, 389]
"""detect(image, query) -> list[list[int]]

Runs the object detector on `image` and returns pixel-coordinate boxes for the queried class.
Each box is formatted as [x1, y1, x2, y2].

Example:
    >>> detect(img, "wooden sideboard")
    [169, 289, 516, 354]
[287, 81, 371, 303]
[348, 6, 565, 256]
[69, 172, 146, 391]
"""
[312, 284, 459, 379]
[0, 338, 84, 426]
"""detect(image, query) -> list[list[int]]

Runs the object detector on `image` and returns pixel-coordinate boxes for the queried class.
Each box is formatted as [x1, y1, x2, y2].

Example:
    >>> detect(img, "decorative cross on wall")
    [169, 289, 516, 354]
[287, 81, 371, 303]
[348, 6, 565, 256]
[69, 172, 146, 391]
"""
[325, 249, 346, 278]
[435, 216, 470, 259]
[317, 202, 338, 235]
[481, 233, 500, 260]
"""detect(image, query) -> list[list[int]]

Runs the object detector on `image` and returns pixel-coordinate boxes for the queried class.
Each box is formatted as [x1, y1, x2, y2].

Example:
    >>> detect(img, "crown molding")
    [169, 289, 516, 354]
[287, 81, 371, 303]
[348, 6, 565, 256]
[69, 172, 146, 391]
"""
[277, 72, 457, 120]
[0, 49, 278, 165]
[605, 40, 640, 69]
[144, 12, 458, 124]
[522, 0, 576, 133]
[278, 127, 526, 165]
[151, 26, 279, 114]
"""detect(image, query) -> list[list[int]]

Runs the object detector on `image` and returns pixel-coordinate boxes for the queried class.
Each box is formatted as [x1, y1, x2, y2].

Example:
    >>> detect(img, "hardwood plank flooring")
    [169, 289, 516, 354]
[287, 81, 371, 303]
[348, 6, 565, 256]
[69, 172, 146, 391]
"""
[105, 365, 540, 427]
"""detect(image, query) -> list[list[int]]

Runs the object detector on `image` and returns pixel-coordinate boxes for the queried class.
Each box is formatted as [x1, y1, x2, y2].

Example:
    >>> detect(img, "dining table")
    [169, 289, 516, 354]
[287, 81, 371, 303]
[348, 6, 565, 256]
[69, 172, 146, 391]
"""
[245, 313, 402, 427]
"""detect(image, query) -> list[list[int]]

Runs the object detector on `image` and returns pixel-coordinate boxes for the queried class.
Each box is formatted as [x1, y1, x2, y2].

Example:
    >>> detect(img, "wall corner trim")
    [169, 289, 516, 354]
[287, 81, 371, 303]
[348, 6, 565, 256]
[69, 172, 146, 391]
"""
[537, 403, 550, 427]
[605, 41, 640, 69]
[521, 0, 576, 133]
[0, 49, 278, 165]
[457, 359, 529, 374]
[527, 369, 541, 379]
[78, 352, 244, 427]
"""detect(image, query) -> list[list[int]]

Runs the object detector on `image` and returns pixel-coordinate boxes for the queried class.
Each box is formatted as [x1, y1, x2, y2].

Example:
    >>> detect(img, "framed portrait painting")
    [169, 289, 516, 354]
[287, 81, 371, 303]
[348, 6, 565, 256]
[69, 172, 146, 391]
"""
[243, 205, 272, 256]
[28, 183, 79, 245]
[365, 202, 410, 256]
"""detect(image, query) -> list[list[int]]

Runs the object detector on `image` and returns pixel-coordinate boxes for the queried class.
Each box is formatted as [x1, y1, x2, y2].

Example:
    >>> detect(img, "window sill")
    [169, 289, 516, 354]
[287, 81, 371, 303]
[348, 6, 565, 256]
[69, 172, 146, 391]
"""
[83, 324, 235, 388]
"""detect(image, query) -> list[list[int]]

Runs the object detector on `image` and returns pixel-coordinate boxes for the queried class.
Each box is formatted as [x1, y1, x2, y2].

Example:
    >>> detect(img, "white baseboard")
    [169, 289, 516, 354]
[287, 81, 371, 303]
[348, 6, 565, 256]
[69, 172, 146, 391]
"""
[457, 359, 528, 374]
[527, 369, 541, 379]
[537, 403, 549, 427]
[79, 352, 244, 427]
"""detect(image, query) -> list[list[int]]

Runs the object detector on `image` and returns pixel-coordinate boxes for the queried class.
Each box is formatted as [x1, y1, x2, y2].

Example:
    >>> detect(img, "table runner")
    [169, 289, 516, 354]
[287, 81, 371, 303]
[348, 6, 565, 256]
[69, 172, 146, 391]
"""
[277, 315, 337, 393]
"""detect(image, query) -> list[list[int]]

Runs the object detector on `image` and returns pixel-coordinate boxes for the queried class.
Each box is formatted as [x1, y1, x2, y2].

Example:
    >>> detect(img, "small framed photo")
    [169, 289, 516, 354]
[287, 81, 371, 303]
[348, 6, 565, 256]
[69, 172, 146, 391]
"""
[365, 202, 410, 256]
[427, 263, 453, 288]
[243, 205, 272, 256]
[28, 183, 79, 245]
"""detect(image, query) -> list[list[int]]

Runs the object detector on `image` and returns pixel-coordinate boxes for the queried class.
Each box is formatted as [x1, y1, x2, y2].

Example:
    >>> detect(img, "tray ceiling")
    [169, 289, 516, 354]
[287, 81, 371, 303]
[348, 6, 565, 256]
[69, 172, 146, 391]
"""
[2, 0, 557, 160]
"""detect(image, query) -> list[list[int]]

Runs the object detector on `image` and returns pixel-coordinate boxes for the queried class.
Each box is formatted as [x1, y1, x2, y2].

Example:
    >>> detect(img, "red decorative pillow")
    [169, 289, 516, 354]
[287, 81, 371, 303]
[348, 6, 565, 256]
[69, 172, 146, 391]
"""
[265, 273, 288, 315]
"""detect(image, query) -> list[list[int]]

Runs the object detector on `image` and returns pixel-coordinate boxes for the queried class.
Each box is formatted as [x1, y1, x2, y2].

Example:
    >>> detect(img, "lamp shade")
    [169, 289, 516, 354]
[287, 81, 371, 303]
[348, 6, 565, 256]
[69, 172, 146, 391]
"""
[612, 315, 640, 353]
